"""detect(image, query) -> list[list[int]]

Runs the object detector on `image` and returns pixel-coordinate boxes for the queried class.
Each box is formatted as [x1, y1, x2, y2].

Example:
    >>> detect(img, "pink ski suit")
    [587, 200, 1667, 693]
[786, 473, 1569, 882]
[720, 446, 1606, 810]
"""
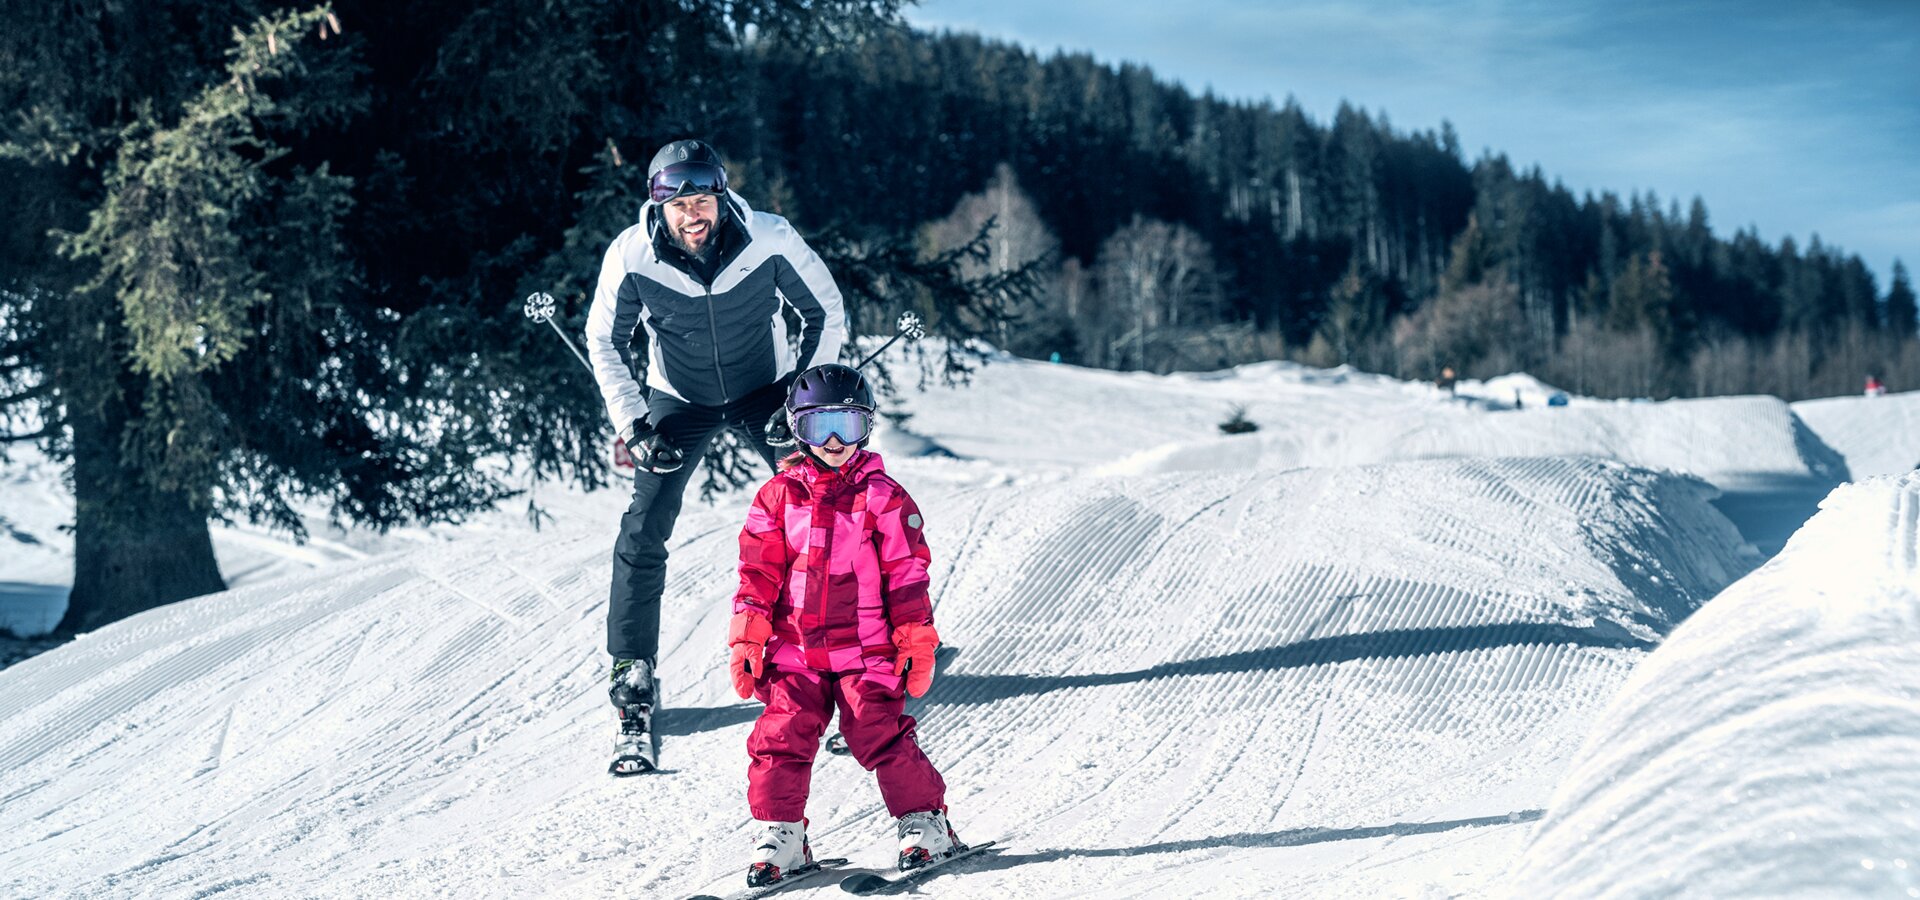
[733, 448, 946, 821]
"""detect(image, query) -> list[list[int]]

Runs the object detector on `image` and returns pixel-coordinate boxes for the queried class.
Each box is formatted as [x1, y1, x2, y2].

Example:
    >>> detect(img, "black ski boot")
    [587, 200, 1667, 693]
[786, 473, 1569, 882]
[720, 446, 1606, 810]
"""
[608, 657, 659, 775]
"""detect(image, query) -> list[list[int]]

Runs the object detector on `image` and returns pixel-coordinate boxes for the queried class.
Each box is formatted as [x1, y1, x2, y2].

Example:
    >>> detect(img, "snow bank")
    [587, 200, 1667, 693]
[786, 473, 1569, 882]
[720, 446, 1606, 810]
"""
[889, 350, 1437, 469]
[1458, 372, 1568, 409]
[0, 445, 72, 636]
[1105, 394, 1846, 486]
[1508, 472, 1920, 896]
[1795, 390, 1920, 479]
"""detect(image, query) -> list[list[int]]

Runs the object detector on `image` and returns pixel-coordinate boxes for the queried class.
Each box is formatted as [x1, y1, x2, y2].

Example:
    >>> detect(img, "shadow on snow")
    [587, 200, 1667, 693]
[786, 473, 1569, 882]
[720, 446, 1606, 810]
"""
[929, 623, 1653, 707]
[963, 809, 1546, 871]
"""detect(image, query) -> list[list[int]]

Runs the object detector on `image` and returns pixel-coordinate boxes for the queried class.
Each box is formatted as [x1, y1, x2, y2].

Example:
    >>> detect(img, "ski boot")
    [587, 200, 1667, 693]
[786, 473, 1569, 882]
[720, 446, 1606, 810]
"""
[608, 657, 659, 775]
[895, 808, 962, 870]
[747, 818, 812, 887]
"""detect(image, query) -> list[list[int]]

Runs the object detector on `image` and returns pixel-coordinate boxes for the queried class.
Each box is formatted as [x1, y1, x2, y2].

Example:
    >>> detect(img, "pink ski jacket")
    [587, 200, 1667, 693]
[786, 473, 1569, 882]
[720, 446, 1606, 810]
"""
[733, 449, 933, 679]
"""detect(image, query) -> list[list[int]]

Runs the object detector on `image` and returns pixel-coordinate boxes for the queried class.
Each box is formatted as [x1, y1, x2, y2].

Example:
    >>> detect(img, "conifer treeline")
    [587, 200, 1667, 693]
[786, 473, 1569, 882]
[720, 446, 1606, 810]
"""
[2, 5, 1910, 631]
[720, 28, 1915, 399]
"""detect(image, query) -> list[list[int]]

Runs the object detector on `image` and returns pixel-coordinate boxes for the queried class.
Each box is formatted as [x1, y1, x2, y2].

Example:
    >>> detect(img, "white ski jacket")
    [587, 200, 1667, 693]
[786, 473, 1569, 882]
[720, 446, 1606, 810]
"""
[585, 190, 847, 433]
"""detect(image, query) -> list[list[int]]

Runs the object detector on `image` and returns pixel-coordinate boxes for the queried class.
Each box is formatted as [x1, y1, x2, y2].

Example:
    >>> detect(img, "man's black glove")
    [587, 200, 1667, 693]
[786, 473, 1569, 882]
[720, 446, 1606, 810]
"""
[625, 419, 685, 474]
[764, 407, 796, 449]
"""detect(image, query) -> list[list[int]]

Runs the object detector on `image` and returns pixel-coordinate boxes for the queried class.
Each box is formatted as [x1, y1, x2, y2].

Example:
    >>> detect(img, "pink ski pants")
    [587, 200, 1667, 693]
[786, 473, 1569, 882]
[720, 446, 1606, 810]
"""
[747, 668, 946, 821]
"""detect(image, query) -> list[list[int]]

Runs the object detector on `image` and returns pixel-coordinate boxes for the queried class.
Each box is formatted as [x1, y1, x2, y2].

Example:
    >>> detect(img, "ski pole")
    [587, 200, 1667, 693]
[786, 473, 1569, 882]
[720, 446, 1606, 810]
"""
[524, 292, 635, 470]
[855, 312, 927, 370]
[522, 292, 593, 373]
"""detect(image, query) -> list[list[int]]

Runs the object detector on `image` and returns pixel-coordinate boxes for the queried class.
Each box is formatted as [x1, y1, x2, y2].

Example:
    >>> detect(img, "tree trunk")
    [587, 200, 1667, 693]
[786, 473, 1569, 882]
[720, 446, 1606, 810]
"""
[56, 393, 225, 634]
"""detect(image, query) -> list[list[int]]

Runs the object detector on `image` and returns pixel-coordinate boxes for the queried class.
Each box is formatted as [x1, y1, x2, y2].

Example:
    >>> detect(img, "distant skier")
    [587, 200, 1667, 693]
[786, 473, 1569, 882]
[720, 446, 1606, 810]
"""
[725, 364, 965, 887]
[1866, 374, 1887, 397]
[585, 139, 847, 775]
[1436, 366, 1457, 397]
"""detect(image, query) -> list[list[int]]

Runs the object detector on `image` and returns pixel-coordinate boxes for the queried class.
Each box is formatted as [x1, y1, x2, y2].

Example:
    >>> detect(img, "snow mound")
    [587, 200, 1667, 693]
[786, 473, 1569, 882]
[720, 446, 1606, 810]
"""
[1104, 394, 1847, 486]
[0, 457, 1755, 898]
[1508, 472, 1920, 896]
[888, 351, 1443, 469]
[1458, 372, 1568, 409]
[1794, 389, 1920, 479]
[0, 445, 72, 636]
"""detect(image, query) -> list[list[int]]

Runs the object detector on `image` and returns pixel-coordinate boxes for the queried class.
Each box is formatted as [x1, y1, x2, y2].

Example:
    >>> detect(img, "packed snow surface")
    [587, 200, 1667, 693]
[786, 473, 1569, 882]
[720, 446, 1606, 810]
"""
[1794, 389, 1920, 479]
[0, 351, 1903, 898]
[1509, 472, 1920, 896]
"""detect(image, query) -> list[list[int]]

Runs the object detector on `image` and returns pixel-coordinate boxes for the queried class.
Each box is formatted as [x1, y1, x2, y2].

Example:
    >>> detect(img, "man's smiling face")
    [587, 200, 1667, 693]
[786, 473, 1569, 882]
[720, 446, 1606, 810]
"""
[663, 193, 720, 256]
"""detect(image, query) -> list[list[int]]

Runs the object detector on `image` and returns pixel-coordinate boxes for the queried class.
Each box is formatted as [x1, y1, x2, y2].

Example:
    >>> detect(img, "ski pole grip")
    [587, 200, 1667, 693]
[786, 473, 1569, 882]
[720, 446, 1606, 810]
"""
[523, 291, 558, 323]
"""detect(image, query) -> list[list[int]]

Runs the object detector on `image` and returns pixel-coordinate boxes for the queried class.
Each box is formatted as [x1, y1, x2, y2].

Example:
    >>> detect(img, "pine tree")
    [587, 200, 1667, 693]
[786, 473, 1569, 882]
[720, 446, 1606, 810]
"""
[1888, 260, 1918, 340]
[1, 0, 913, 633]
[13, 8, 367, 631]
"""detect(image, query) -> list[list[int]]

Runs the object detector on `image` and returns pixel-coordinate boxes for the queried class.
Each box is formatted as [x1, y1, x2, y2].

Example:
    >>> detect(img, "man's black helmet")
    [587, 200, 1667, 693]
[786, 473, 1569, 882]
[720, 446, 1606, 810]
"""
[647, 139, 722, 179]
[787, 363, 874, 413]
[647, 140, 728, 203]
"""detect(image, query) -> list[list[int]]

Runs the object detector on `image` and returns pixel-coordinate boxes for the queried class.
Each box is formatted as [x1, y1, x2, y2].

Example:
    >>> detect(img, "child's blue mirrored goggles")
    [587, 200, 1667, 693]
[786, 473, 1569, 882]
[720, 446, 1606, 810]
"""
[792, 406, 872, 447]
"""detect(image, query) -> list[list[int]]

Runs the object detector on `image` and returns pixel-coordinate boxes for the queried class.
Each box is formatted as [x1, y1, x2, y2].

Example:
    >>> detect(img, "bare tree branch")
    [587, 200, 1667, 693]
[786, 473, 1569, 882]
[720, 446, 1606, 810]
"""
[0, 380, 51, 407]
[1, 423, 55, 443]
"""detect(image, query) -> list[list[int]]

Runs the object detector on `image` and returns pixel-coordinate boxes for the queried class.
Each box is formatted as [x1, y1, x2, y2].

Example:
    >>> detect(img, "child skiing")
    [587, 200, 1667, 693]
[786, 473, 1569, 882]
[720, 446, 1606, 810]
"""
[726, 363, 964, 888]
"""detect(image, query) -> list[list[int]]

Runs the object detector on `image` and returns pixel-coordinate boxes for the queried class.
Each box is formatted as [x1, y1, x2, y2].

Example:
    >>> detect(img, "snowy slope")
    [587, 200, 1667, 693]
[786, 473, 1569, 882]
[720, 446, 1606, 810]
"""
[1509, 472, 1920, 896]
[1794, 390, 1920, 479]
[891, 353, 1841, 485]
[0, 351, 1892, 898]
[0, 445, 70, 636]
[1098, 394, 1843, 486]
[0, 442, 626, 637]
[0, 457, 1752, 899]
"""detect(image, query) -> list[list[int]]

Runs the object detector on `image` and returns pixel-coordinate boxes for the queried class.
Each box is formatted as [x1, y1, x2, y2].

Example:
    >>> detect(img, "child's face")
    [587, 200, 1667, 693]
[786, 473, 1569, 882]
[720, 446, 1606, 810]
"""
[814, 436, 857, 468]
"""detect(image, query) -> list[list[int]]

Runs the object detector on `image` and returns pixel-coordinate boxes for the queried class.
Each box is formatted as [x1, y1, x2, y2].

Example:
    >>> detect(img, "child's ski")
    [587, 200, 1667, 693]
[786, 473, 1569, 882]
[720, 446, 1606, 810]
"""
[838, 841, 999, 895]
[687, 857, 851, 900]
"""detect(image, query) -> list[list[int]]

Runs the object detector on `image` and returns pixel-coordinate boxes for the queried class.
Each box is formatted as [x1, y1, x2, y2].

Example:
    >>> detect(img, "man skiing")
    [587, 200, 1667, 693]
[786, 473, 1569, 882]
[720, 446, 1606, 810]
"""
[585, 139, 847, 775]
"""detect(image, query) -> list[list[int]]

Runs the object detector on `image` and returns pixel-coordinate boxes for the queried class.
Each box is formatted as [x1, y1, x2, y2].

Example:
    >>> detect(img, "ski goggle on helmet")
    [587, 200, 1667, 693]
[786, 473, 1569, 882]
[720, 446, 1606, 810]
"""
[786, 363, 877, 448]
[647, 140, 729, 203]
[649, 161, 727, 203]
[792, 406, 873, 447]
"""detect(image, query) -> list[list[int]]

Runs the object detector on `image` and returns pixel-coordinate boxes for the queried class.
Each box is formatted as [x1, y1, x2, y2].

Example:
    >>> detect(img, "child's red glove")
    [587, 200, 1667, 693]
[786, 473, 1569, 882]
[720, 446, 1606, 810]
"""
[891, 622, 940, 698]
[729, 611, 772, 699]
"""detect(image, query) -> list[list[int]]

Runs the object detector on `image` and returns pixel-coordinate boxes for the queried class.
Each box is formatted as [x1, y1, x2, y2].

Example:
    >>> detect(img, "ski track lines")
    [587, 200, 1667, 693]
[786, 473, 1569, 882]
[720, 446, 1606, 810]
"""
[0, 458, 1757, 898]
[0, 533, 608, 899]
[837, 457, 1750, 897]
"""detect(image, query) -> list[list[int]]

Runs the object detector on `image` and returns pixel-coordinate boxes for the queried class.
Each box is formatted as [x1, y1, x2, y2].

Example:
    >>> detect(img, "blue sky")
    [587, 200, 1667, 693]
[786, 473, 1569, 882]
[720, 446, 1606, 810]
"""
[905, 0, 1918, 291]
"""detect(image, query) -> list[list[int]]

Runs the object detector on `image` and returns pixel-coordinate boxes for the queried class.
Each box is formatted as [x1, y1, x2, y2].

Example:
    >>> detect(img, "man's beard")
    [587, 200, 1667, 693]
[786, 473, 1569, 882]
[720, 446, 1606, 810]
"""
[673, 216, 722, 262]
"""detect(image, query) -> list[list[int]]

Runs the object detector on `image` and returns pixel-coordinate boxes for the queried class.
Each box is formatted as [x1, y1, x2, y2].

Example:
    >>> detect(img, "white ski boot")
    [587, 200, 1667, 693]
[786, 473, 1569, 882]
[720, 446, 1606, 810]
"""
[608, 657, 658, 775]
[748, 818, 813, 887]
[895, 808, 961, 870]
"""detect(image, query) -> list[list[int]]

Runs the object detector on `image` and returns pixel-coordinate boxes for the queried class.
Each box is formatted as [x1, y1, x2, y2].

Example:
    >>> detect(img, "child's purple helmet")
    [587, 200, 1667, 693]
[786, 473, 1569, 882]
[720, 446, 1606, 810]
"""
[786, 364, 875, 448]
[787, 364, 874, 413]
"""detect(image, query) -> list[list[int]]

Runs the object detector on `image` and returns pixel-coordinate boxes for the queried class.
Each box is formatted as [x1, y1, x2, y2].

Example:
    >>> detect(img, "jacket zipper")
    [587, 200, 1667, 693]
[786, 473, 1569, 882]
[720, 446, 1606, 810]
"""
[808, 476, 836, 647]
[705, 283, 731, 403]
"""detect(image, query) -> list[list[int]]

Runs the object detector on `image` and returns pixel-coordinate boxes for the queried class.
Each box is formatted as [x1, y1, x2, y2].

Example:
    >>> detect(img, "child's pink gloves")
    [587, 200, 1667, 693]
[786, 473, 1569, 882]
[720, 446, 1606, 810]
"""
[891, 622, 940, 698]
[729, 611, 772, 699]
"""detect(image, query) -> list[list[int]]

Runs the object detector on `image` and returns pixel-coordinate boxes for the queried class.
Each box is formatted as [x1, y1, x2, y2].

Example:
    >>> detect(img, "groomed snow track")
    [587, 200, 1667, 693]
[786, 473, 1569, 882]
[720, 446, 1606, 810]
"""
[0, 455, 1755, 899]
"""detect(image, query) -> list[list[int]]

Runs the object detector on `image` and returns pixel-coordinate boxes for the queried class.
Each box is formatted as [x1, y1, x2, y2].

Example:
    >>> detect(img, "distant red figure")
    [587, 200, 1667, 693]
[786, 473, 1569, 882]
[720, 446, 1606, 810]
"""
[1865, 375, 1887, 397]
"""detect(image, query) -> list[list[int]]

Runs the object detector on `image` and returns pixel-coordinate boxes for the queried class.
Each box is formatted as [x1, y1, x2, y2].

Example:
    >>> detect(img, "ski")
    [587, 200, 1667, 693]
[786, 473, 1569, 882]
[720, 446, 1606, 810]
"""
[607, 730, 658, 776]
[687, 858, 851, 900]
[838, 841, 998, 895]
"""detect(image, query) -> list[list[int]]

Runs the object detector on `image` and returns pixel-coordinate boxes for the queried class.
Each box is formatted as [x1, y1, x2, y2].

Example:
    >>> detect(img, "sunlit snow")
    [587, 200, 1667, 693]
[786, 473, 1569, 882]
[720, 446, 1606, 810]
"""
[0, 351, 1909, 898]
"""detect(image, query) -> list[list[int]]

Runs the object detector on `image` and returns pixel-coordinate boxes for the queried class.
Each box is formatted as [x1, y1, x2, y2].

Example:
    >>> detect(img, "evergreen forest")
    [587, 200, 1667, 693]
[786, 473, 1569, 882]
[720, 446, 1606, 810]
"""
[1, 2, 1912, 630]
